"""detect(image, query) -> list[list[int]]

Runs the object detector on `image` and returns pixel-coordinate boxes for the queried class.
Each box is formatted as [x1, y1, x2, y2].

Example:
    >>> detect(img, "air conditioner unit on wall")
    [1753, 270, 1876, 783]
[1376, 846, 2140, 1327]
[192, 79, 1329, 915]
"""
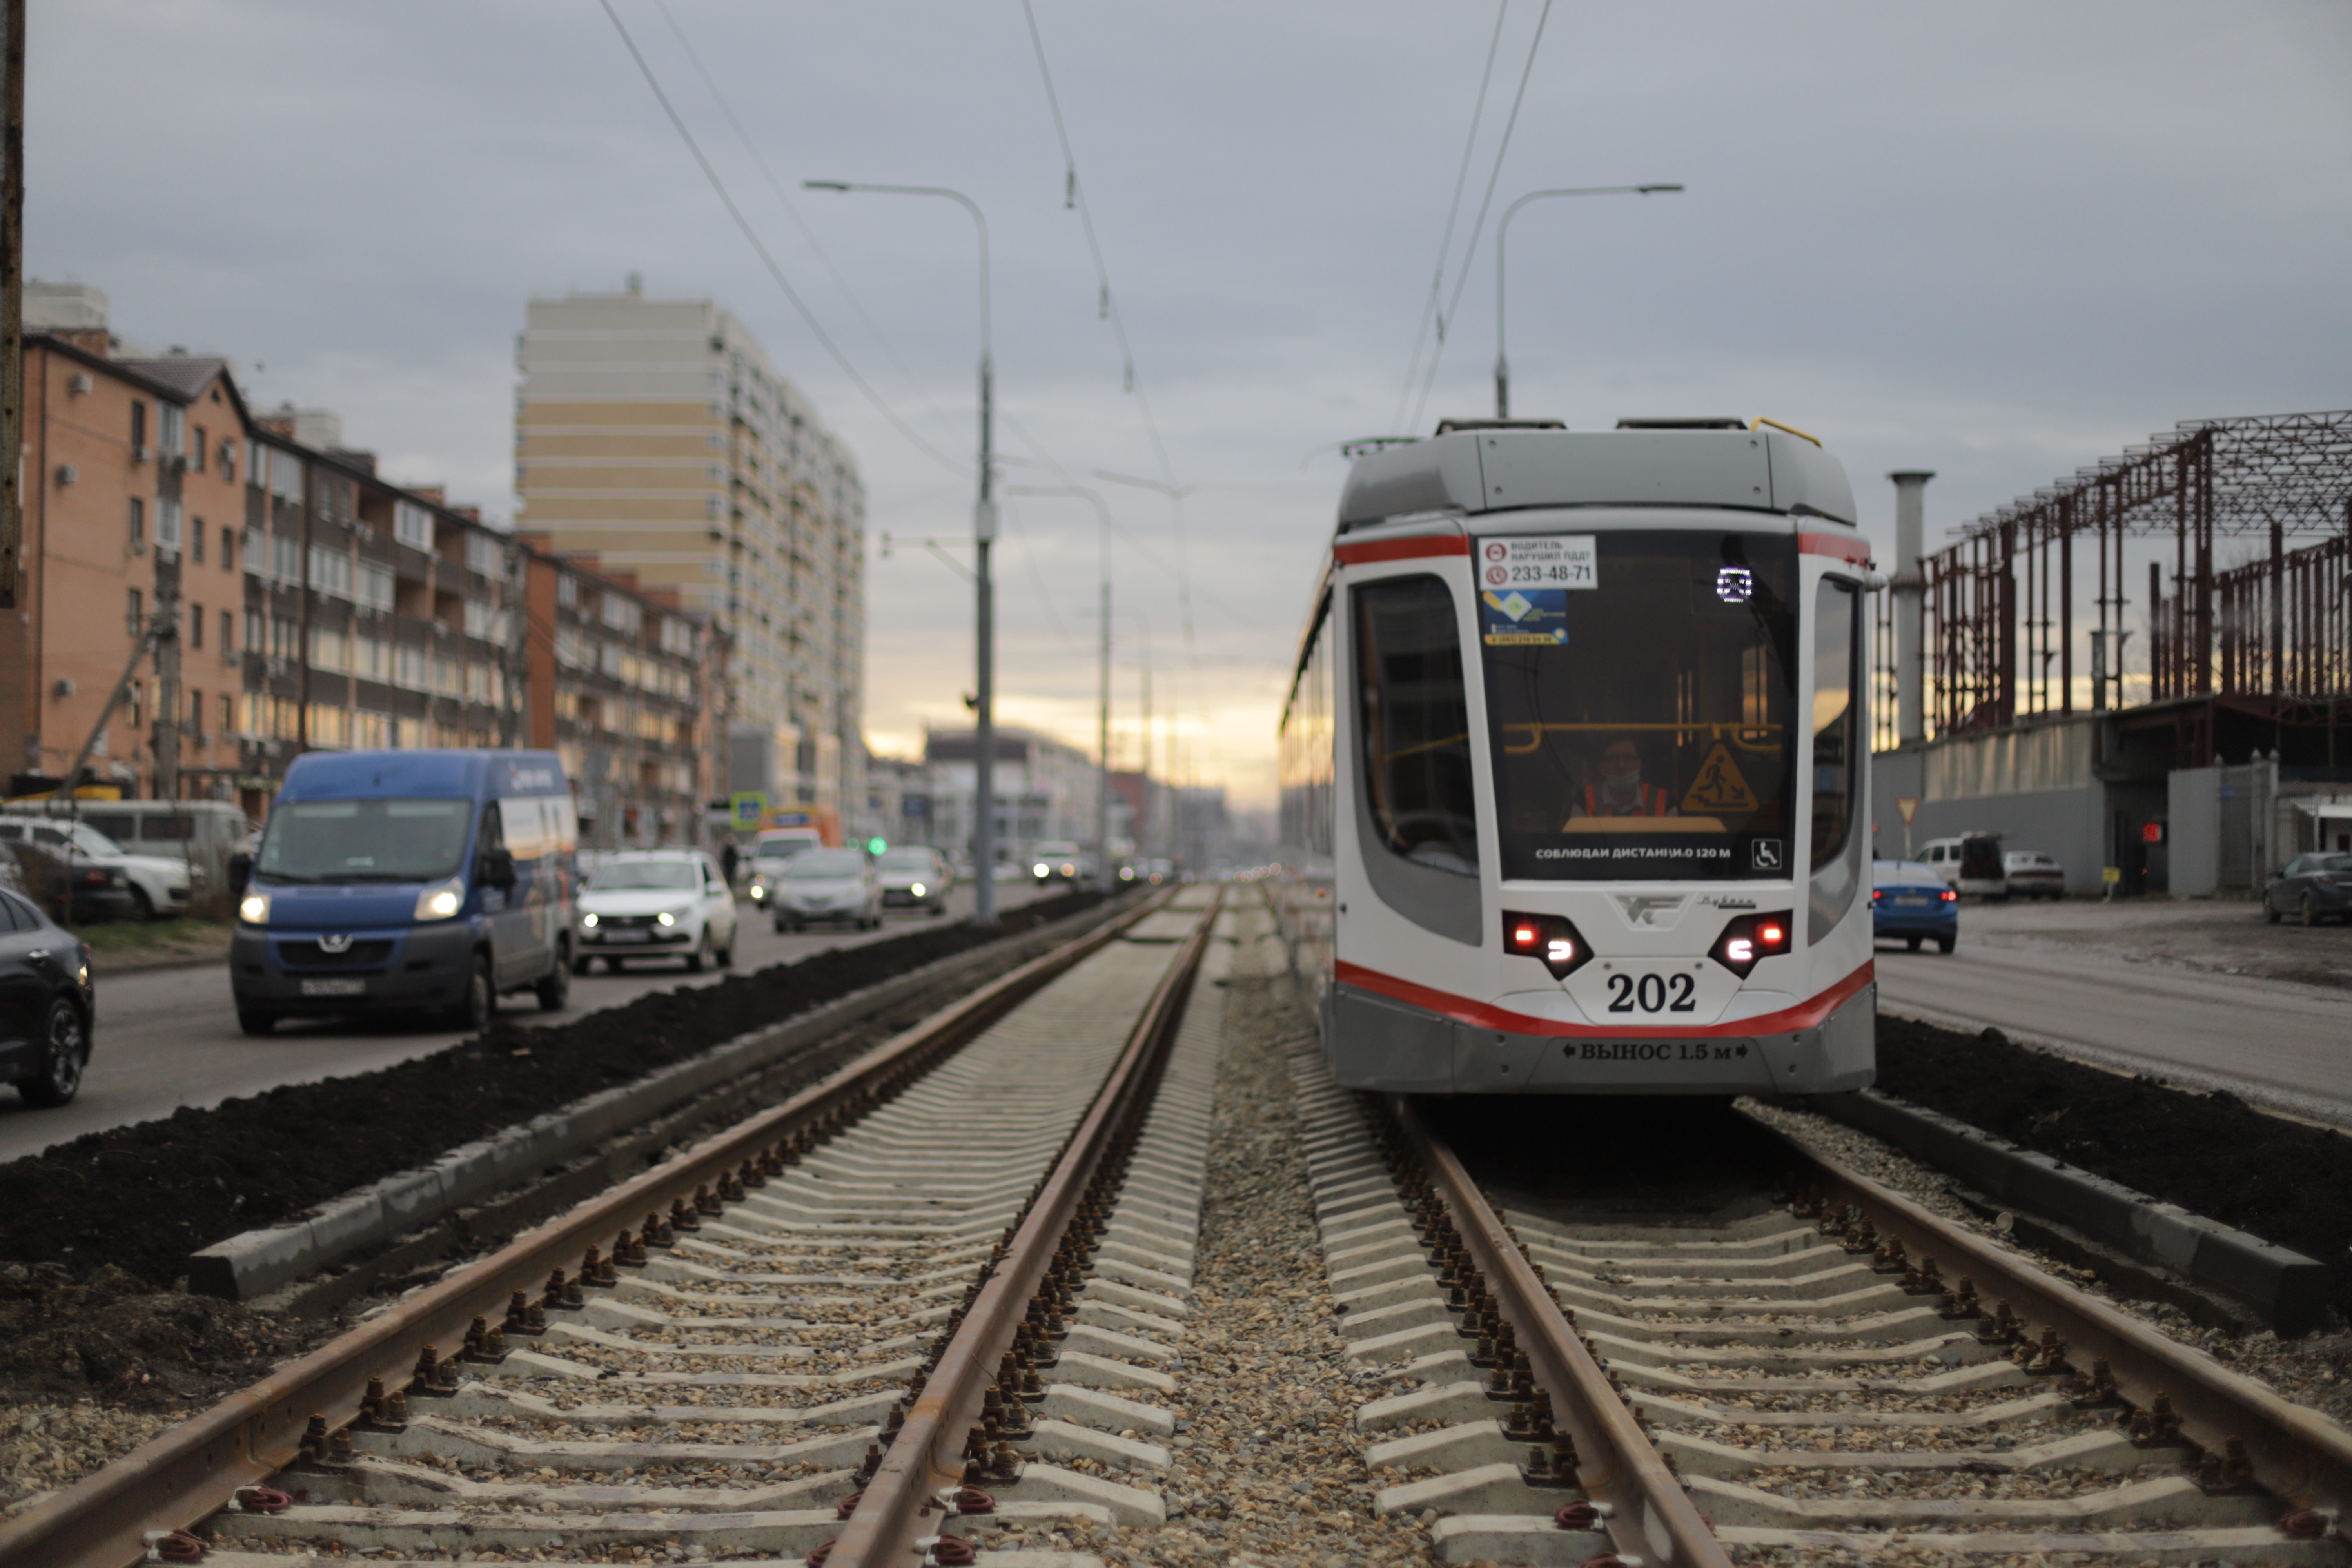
[54, 463, 76, 486]
[65, 372, 92, 396]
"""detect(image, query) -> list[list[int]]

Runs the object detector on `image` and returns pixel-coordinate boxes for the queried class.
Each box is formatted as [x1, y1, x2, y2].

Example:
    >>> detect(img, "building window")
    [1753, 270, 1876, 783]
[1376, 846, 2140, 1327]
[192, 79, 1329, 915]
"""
[356, 563, 394, 612]
[131, 400, 147, 454]
[556, 573, 578, 610]
[126, 588, 144, 638]
[159, 403, 184, 460]
[222, 608, 236, 655]
[128, 497, 145, 546]
[188, 688, 201, 738]
[272, 534, 301, 583]
[191, 425, 207, 473]
[463, 599, 492, 639]
[245, 608, 263, 654]
[220, 439, 237, 484]
[128, 680, 143, 728]
[394, 500, 434, 550]
[156, 497, 183, 551]
[191, 523, 206, 564]
[308, 544, 352, 599]
[189, 603, 204, 649]
[465, 532, 507, 578]
[221, 693, 235, 738]
[221, 525, 236, 571]
[601, 593, 642, 636]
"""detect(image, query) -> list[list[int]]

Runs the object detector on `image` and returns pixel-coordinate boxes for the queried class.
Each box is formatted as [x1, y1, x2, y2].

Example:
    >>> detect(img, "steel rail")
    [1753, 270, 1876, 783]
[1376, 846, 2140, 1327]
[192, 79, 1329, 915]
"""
[1773, 1129, 2352, 1533]
[825, 890, 1221, 1568]
[1392, 1094, 1737, 1568]
[0, 891, 1174, 1568]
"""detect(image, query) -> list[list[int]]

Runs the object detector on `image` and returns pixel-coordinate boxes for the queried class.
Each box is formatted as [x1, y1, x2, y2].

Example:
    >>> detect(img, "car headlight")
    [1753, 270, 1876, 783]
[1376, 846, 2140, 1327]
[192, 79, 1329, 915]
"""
[414, 878, 464, 922]
[750, 884, 766, 899]
[910, 882, 926, 898]
[238, 890, 272, 926]
[583, 911, 600, 927]
[657, 910, 676, 927]
[1033, 862, 1049, 877]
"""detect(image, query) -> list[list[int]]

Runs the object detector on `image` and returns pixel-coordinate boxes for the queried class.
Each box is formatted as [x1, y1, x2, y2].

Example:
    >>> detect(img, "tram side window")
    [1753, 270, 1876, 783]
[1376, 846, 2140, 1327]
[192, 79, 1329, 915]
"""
[1811, 580, 1860, 871]
[1354, 576, 1478, 876]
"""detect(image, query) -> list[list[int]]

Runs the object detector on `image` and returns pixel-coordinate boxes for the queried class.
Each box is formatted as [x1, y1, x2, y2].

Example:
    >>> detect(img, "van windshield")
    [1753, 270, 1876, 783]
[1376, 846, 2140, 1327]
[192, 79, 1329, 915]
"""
[258, 799, 474, 883]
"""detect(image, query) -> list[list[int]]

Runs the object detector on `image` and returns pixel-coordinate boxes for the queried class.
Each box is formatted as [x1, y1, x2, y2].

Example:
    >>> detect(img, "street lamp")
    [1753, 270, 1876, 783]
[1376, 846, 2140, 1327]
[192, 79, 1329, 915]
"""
[1005, 484, 1116, 892]
[806, 179, 999, 923]
[1494, 183, 1683, 418]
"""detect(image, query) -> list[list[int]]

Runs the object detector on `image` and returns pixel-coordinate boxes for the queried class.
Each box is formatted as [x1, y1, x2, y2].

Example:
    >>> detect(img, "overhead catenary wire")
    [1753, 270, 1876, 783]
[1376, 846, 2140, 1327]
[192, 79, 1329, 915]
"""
[1390, 0, 1512, 435]
[593, 0, 960, 475]
[1407, 0, 1557, 436]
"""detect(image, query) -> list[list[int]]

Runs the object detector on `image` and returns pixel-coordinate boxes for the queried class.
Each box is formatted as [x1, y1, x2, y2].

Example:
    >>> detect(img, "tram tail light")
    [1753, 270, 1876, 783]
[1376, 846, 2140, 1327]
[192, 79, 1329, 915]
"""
[1709, 910, 1794, 978]
[1502, 911, 1593, 980]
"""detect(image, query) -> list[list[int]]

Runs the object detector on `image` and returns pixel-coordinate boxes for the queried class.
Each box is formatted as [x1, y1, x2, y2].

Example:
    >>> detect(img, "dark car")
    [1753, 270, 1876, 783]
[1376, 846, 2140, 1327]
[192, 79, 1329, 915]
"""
[1872, 859, 1958, 953]
[2264, 853, 2352, 926]
[1, 837, 136, 923]
[0, 885, 96, 1106]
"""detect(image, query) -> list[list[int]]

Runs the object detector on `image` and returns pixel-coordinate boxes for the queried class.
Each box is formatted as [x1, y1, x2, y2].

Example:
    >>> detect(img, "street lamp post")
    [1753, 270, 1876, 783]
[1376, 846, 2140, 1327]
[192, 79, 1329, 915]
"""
[806, 180, 998, 923]
[1494, 183, 1683, 419]
[1005, 484, 1117, 892]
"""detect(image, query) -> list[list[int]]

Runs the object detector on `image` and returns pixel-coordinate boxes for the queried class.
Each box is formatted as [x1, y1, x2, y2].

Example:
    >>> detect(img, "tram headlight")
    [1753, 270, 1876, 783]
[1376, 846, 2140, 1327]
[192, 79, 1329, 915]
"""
[1501, 911, 1593, 981]
[1709, 910, 1794, 978]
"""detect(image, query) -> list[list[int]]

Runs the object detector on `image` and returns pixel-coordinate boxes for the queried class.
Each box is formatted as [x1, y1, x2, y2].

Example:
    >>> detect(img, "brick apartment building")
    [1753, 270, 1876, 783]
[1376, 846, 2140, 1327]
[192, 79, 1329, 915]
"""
[1, 282, 727, 843]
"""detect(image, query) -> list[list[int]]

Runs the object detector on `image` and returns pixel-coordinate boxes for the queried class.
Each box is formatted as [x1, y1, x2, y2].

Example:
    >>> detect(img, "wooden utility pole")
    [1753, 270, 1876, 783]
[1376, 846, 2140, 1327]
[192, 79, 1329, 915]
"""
[0, 0, 25, 608]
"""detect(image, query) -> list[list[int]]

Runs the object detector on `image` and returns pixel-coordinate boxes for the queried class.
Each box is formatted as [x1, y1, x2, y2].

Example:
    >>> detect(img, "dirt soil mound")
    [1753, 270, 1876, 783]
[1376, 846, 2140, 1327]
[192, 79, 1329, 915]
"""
[0, 892, 1106, 1292]
[1876, 1013, 2352, 1321]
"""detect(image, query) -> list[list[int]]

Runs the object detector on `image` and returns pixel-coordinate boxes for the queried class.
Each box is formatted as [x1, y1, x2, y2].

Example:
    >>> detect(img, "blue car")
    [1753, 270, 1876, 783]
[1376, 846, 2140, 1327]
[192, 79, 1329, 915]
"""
[1872, 860, 1957, 953]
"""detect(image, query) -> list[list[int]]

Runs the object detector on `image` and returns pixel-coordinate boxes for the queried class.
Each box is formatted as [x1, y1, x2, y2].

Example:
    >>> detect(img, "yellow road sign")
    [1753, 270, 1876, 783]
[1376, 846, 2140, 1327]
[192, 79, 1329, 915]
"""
[1896, 795, 1920, 825]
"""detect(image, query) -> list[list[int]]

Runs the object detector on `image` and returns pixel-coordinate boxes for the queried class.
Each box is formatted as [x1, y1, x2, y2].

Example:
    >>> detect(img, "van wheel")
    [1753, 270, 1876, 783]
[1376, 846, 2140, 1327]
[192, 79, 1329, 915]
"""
[236, 1006, 278, 1036]
[20, 1000, 91, 1106]
[536, 948, 572, 1012]
[452, 953, 495, 1031]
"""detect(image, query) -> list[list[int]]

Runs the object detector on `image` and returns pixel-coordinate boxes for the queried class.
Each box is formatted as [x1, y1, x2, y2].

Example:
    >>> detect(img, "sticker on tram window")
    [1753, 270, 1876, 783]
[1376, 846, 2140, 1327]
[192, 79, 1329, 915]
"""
[1680, 742, 1759, 814]
[1479, 535, 1596, 592]
[1480, 587, 1568, 646]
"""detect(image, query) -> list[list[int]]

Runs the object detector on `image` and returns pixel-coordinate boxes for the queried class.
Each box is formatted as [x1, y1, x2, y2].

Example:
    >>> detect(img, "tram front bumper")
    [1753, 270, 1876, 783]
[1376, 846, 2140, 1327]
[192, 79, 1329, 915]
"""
[1324, 980, 1876, 1095]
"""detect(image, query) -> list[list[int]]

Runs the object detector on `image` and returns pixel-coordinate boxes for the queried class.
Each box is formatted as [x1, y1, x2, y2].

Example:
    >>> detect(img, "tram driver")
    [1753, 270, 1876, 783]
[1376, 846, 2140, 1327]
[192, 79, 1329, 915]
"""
[1567, 738, 1679, 822]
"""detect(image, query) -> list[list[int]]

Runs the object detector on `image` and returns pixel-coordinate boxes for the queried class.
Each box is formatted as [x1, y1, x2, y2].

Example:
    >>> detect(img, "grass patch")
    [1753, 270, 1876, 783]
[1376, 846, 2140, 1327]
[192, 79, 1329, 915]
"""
[74, 917, 231, 953]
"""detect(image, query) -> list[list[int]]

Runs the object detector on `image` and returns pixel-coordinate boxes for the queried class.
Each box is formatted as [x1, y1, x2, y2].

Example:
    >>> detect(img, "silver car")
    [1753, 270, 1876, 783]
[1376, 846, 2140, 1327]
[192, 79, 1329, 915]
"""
[875, 845, 953, 915]
[771, 847, 884, 932]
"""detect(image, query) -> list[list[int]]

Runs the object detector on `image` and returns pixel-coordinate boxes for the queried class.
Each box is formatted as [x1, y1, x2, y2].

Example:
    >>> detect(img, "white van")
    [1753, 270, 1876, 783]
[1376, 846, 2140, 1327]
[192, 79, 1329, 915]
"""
[1917, 834, 2008, 898]
[6, 799, 249, 893]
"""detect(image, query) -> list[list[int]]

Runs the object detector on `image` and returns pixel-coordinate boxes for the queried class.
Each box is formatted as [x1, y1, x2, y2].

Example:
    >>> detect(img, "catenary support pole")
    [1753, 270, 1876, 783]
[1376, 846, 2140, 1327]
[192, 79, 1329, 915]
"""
[1889, 471, 1933, 745]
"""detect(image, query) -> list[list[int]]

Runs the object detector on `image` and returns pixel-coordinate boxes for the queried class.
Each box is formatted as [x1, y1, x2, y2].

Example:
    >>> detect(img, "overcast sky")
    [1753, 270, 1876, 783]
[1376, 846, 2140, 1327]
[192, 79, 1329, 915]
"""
[29, 1, 2351, 808]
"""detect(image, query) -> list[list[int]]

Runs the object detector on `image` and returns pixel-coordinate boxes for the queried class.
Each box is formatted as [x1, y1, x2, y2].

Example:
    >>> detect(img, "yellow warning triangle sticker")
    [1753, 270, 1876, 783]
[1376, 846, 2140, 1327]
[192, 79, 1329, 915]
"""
[1681, 741, 1760, 813]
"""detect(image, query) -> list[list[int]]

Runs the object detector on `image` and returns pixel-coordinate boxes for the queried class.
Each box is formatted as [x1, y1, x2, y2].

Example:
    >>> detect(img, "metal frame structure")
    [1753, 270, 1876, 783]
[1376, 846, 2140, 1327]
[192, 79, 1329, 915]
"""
[1894, 412, 2352, 744]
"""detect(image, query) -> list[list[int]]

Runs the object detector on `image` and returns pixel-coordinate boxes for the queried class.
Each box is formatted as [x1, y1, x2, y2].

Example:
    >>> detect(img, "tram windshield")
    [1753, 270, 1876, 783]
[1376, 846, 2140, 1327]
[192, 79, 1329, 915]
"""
[1477, 529, 1797, 880]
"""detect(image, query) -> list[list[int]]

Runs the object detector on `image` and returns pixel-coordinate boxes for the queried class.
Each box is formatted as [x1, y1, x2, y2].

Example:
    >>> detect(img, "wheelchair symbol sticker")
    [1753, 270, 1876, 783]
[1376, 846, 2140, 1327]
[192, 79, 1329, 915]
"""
[1750, 838, 1785, 871]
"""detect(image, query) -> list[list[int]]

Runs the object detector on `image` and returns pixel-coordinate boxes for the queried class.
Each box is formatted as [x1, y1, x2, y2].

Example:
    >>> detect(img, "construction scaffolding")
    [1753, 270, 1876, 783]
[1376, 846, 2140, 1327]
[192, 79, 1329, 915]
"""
[1875, 411, 2352, 755]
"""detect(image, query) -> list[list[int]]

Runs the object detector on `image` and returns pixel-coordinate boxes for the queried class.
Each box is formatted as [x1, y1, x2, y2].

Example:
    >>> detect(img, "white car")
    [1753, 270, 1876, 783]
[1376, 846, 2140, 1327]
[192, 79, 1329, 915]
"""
[744, 830, 821, 910]
[771, 847, 883, 931]
[0, 814, 195, 920]
[875, 845, 953, 915]
[2002, 849, 2066, 900]
[576, 850, 737, 973]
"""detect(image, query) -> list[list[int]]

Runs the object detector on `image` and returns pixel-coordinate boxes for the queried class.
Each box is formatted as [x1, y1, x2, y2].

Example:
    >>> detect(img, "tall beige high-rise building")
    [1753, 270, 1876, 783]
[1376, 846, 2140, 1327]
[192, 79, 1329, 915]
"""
[515, 281, 866, 820]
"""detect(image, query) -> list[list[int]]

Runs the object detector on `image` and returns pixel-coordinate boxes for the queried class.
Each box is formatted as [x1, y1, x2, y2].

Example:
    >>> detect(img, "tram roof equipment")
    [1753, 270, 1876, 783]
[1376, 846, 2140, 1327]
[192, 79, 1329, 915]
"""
[1337, 421, 1857, 532]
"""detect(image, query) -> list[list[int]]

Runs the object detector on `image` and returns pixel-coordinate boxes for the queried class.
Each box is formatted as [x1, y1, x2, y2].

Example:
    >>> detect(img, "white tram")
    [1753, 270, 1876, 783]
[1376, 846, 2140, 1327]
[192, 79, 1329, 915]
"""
[1272, 418, 1879, 1096]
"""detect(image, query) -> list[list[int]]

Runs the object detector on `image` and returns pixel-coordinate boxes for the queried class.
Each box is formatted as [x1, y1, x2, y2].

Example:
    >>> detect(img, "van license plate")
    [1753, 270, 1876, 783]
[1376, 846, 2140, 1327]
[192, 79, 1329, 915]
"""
[300, 978, 367, 996]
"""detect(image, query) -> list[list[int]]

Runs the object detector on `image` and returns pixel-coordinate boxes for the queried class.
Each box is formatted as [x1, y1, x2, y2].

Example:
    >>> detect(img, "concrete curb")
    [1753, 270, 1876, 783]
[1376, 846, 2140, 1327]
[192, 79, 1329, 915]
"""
[1806, 1088, 2329, 1335]
[186, 902, 1127, 1301]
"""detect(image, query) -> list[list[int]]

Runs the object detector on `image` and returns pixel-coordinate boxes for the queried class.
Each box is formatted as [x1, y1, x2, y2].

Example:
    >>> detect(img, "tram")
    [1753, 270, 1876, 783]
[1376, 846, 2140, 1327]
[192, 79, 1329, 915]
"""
[1272, 417, 1879, 1095]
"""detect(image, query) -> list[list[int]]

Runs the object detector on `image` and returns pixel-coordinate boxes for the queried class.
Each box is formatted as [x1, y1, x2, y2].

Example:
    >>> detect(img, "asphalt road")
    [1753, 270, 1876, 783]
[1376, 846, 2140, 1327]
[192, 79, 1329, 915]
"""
[0, 878, 1059, 1163]
[1874, 924, 2352, 1125]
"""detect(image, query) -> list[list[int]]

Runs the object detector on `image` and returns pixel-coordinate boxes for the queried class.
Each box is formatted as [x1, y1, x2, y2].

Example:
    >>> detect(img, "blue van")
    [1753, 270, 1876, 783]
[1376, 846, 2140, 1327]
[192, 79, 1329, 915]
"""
[230, 751, 577, 1035]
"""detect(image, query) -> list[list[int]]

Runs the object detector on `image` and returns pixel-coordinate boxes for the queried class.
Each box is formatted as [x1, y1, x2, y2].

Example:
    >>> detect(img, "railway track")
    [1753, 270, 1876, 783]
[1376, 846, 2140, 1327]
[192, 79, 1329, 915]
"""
[11, 880, 2352, 1568]
[1287, 1047, 2352, 1566]
[0, 887, 1227, 1568]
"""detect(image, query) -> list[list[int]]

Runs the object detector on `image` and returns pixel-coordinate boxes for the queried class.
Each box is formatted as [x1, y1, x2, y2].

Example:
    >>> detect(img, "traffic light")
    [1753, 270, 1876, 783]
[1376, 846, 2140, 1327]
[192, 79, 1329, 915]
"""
[867, 837, 887, 855]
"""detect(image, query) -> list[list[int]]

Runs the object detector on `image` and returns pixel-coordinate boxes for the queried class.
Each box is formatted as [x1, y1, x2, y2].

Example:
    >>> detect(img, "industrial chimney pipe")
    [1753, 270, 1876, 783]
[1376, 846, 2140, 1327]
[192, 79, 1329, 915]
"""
[1889, 470, 1934, 746]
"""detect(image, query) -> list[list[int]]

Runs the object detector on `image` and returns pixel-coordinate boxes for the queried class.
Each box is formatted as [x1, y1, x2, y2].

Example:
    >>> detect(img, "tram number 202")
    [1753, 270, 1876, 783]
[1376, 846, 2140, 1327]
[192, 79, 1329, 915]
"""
[1604, 972, 1697, 1014]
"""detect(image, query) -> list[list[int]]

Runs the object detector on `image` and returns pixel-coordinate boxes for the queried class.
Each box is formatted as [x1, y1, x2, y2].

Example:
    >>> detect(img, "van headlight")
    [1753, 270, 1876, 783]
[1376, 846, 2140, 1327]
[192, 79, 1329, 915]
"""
[910, 882, 926, 898]
[237, 890, 272, 926]
[414, 878, 464, 921]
